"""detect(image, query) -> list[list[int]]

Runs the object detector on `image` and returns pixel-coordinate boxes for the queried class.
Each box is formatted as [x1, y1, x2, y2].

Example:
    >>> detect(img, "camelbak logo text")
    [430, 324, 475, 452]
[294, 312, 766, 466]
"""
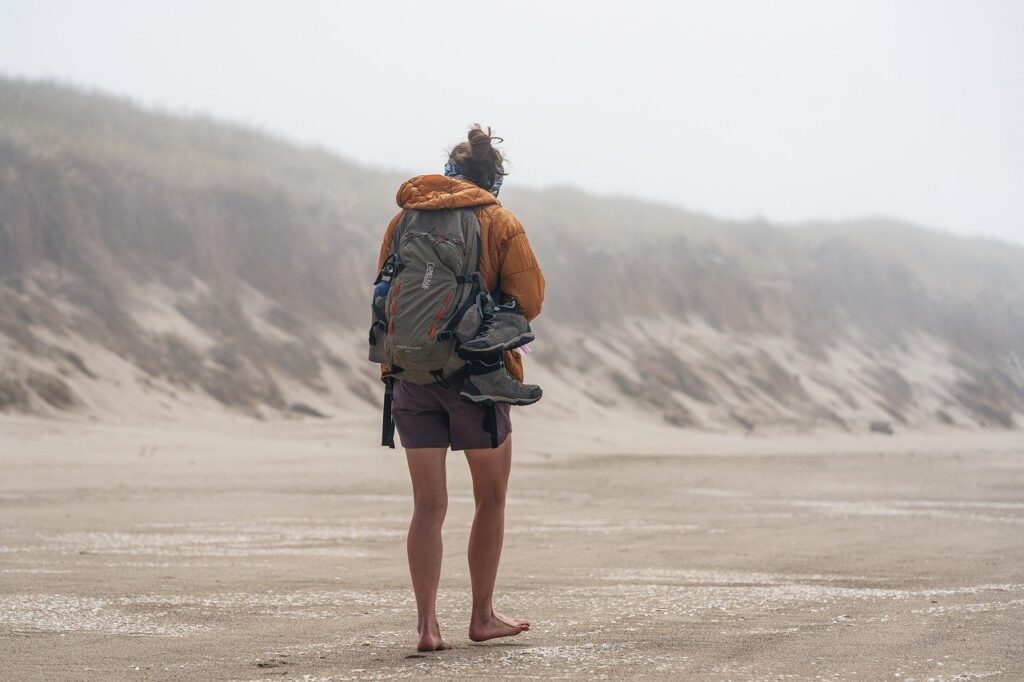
[421, 262, 435, 290]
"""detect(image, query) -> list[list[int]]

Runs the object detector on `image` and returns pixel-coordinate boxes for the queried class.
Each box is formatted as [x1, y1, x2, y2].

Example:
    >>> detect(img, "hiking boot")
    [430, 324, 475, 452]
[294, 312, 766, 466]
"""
[458, 300, 534, 358]
[460, 361, 543, 406]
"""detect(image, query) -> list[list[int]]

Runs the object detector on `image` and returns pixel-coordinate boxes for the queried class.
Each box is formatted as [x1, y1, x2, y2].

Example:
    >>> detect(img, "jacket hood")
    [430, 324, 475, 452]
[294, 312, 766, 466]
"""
[396, 174, 500, 211]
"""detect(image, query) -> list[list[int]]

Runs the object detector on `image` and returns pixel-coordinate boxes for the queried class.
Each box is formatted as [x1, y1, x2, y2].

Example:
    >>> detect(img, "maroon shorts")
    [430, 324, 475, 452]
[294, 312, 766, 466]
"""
[392, 373, 512, 451]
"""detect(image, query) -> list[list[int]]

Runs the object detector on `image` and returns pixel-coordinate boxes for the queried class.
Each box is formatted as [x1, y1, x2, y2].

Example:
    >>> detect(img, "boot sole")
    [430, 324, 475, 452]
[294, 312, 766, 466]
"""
[457, 331, 535, 357]
[459, 389, 543, 406]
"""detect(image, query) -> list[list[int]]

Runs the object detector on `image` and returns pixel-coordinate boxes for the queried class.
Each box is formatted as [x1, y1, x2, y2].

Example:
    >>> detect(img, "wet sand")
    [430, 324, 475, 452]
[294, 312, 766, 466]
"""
[2, 417, 1023, 680]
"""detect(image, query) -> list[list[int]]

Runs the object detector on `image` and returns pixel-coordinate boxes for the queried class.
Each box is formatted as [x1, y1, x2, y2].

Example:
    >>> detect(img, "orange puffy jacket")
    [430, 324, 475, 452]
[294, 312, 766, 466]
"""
[377, 175, 545, 382]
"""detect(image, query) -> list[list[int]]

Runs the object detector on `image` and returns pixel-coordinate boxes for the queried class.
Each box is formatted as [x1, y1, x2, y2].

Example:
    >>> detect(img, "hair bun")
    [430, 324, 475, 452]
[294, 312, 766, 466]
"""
[448, 124, 507, 190]
[468, 125, 493, 160]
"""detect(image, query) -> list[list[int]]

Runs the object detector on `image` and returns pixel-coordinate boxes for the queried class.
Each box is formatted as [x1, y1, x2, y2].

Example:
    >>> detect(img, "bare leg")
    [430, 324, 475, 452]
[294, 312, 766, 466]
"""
[464, 435, 531, 642]
[406, 447, 452, 651]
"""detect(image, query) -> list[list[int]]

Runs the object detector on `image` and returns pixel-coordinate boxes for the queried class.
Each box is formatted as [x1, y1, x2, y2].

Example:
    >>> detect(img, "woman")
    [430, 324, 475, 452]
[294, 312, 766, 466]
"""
[375, 125, 546, 651]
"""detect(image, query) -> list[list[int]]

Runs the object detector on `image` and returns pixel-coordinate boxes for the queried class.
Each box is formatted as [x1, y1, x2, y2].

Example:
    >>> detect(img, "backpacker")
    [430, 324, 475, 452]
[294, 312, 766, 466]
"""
[369, 208, 490, 444]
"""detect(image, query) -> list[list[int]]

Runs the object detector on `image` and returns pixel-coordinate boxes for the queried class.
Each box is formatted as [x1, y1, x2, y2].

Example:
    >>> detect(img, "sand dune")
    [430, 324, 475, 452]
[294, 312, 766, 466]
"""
[2, 77, 1023, 433]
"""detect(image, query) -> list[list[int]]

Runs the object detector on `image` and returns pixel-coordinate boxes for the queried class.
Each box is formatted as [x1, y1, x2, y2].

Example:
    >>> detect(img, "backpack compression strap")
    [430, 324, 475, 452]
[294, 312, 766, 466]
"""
[382, 378, 396, 448]
[482, 404, 498, 449]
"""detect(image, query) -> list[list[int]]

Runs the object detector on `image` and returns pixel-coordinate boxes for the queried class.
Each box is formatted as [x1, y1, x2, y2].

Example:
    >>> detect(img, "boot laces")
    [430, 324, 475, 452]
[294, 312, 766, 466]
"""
[478, 307, 498, 333]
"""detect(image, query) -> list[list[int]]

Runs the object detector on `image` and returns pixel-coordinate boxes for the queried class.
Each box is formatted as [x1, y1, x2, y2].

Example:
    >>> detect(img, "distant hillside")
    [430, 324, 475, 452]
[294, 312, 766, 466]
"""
[1, 77, 1022, 431]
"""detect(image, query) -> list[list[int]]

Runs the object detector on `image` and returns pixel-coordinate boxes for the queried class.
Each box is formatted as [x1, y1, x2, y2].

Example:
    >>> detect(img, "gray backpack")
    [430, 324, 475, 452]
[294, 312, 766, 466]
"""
[369, 208, 488, 385]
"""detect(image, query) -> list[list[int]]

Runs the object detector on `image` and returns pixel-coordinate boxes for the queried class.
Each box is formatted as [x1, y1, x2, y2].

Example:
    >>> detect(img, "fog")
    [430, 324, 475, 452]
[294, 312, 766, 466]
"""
[1, 0, 1021, 244]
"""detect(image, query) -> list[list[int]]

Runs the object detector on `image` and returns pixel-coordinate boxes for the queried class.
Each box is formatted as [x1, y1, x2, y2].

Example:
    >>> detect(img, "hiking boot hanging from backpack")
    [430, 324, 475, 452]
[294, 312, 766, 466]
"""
[460, 358, 543, 406]
[457, 299, 534, 358]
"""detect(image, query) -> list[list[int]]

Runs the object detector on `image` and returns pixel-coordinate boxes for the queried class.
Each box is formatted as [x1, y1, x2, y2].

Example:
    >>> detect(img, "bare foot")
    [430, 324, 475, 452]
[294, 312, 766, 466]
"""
[417, 620, 452, 652]
[495, 611, 530, 630]
[469, 609, 530, 642]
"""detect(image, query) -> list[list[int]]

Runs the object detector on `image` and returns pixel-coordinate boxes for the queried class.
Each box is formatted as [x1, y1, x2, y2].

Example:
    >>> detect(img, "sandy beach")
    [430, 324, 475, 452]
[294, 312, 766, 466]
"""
[1, 416, 1022, 680]
[3, 10, 1024, 680]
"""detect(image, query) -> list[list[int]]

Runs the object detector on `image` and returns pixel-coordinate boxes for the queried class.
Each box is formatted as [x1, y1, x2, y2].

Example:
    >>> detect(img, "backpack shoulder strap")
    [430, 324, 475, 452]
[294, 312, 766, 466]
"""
[390, 209, 414, 256]
[459, 207, 483, 275]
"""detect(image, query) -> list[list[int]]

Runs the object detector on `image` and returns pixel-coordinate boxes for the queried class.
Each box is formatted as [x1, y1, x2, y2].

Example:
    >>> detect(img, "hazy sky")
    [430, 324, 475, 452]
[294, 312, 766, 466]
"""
[1, 1, 1021, 243]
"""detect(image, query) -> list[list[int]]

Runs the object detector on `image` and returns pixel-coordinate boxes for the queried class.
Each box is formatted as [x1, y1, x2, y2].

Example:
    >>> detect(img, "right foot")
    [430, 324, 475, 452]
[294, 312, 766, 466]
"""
[495, 610, 531, 630]
[468, 610, 530, 642]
